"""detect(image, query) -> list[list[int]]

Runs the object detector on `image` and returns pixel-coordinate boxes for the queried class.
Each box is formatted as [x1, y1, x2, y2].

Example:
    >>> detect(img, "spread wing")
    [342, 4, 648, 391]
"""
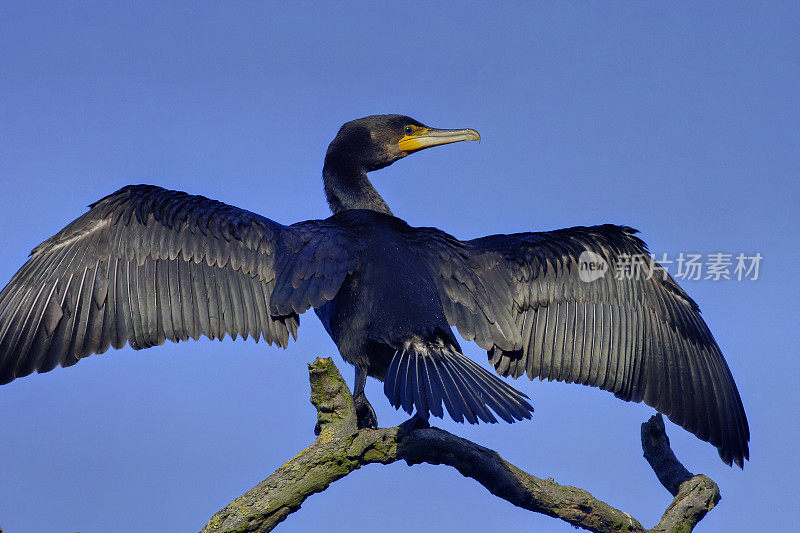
[413, 224, 749, 467]
[0, 184, 356, 384]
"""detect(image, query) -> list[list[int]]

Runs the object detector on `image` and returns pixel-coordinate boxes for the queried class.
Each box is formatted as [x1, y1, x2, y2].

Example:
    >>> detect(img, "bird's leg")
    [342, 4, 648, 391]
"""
[399, 413, 431, 432]
[353, 366, 378, 429]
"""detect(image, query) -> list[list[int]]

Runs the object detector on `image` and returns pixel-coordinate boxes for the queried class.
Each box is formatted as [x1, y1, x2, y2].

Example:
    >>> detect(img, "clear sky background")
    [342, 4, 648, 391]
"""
[0, 2, 797, 532]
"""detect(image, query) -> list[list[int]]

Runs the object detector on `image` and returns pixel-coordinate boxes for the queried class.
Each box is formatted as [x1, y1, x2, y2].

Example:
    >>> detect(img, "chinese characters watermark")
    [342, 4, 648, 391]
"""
[577, 252, 762, 282]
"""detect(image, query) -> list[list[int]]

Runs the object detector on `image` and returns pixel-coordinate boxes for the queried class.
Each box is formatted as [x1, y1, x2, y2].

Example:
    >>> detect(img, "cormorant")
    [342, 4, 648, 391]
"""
[0, 115, 749, 466]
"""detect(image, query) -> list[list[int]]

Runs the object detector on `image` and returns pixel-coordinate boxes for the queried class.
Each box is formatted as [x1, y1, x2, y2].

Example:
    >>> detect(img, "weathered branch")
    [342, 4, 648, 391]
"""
[642, 414, 721, 532]
[201, 358, 720, 533]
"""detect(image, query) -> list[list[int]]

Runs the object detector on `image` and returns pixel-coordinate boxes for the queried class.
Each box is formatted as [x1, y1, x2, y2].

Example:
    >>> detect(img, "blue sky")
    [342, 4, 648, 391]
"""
[0, 2, 797, 531]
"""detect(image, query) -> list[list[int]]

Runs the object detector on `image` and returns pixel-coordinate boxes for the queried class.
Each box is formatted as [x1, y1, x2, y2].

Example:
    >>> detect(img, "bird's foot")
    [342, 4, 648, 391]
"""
[399, 413, 430, 432]
[354, 392, 378, 429]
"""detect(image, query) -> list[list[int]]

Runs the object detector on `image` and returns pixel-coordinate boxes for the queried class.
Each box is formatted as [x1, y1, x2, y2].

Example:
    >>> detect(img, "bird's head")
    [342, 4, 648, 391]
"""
[325, 114, 481, 173]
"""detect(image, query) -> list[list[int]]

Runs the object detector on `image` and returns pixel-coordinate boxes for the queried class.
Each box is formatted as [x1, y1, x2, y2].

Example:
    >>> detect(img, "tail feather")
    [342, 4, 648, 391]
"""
[384, 341, 533, 424]
[420, 356, 444, 419]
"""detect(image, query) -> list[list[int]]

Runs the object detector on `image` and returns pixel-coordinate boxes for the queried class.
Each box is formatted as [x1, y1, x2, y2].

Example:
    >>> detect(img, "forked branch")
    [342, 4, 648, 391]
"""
[201, 358, 720, 533]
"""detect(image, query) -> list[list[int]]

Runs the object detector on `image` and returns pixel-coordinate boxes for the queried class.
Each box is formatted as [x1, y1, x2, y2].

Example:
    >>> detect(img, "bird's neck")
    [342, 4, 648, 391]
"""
[322, 157, 393, 215]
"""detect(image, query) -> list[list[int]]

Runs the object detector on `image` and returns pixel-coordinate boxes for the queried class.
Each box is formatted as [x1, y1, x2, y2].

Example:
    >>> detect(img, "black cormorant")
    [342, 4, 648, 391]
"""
[0, 115, 749, 467]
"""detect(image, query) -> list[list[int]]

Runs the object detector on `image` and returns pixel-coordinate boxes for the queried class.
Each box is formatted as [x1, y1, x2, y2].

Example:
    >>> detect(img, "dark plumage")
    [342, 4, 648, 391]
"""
[0, 114, 749, 466]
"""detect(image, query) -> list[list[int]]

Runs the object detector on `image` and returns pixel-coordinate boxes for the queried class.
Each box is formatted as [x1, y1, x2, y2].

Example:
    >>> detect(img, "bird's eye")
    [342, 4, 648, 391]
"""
[404, 126, 414, 135]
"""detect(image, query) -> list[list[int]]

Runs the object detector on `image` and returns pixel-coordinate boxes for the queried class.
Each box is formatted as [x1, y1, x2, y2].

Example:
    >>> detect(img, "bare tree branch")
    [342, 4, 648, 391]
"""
[642, 414, 721, 532]
[201, 358, 720, 533]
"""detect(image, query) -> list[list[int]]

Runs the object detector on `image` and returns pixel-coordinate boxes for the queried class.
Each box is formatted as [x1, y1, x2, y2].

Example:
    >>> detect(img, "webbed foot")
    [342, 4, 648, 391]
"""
[399, 413, 430, 432]
[354, 392, 378, 429]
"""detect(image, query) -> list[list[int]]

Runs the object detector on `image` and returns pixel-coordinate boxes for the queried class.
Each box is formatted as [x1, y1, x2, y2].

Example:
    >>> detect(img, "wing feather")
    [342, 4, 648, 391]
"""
[412, 223, 749, 467]
[0, 185, 356, 384]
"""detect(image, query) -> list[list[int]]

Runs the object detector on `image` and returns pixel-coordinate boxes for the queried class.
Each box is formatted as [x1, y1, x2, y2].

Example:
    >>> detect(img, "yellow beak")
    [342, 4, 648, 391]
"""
[398, 127, 481, 154]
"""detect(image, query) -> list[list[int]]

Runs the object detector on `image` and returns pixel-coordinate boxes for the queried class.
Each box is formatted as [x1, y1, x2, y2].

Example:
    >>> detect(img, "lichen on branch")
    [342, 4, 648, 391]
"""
[201, 358, 720, 533]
